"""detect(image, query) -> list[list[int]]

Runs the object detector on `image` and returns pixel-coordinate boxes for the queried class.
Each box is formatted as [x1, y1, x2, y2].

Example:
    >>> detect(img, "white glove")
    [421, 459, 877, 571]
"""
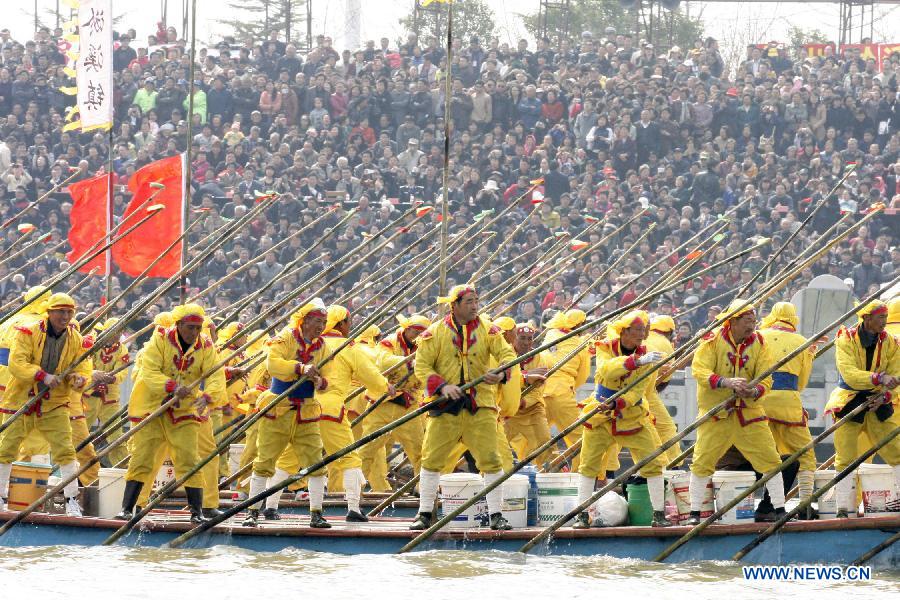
[636, 351, 665, 366]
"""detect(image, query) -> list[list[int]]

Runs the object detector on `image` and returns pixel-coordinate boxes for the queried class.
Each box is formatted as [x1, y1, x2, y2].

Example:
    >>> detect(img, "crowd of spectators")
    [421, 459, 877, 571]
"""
[0, 20, 898, 341]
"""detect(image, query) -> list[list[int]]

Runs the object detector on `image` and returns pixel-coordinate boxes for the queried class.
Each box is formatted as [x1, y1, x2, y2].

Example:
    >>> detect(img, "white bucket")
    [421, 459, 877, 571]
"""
[536, 472, 579, 526]
[98, 468, 127, 519]
[858, 463, 899, 516]
[153, 459, 176, 491]
[712, 471, 756, 524]
[664, 469, 713, 523]
[813, 470, 838, 518]
[439, 473, 487, 529]
[227, 443, 245, 478]
[502, 475, 529, 529]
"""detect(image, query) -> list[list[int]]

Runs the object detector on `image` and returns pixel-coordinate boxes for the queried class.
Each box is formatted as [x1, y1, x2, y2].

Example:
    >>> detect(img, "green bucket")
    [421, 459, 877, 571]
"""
[626, 483, 653, 526]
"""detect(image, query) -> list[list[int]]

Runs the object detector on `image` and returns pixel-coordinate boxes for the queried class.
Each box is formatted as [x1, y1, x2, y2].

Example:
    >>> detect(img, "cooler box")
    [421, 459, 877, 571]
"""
[9, 461, 52, 510]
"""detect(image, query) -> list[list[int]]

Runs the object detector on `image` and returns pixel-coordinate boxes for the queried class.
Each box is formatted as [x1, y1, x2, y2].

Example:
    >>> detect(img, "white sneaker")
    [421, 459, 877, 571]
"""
[65, 497, 83, 517]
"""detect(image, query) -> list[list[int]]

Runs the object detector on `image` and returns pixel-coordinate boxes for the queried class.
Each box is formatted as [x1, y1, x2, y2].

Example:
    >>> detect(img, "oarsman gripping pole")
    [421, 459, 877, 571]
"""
[516, 275, 900, 556]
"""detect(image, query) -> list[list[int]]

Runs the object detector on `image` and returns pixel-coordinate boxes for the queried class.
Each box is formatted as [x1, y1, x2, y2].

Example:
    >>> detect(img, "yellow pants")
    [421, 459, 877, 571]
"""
[197, 419, 220, 508]
[319, 414, 362, 491]
[237, 420, 259, 493]
[834, 411, 900, 472]
[504, 403, 552, 467]
[358, 402, 424, 491]
[649, 394, 682, 466]
[443, 418, 513, 473]
[579, 421, 665, 479]
[691, 414, 782, 477]
[0, 406, 76, 465]
[125, 416, 203, 488]
[422, 408, 503, 473]
[84, 397, 128, 466]
[544, 390, 583, 469]
[253, 407, 324, 479]
[210, 410, 231, 476]
[69, 417, 99, 486]
[136, 444, 168, 507]
[19, 428, 50, 459]
[768, 422, 817, 472]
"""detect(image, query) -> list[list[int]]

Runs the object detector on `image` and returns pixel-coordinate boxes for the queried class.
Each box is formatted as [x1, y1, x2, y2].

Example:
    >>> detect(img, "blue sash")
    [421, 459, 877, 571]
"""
[271, 377, 315, 401]
[771, 371, 798, 391]
[837, 376, 859, 392]
[594, 383, 619, 399]
[0, 348, 9, 367]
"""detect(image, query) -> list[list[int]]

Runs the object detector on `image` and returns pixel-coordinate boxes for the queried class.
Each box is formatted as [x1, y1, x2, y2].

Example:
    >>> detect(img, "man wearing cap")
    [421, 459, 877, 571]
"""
[758, 302, 818, 518]
[411, 285, 519, 531]
[116, 304, 226, 524]
[688, 299, 786, 524]
[358, 315, 431, 492]
[312, 305, 391, 522]
[503, 321, 553, 467]
[0, 293, 92, 516]
[575, 310, 670, 528]
[826, 300, 900, 518]
[83, 318, 130, 467]
[243, 300, 330, 528]
[644, 315, 682, 466]
[542, 309, 591, 469]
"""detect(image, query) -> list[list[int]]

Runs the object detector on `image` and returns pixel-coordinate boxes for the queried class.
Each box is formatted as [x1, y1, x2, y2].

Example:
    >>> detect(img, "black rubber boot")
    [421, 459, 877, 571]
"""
[262, 508, 281, 520]
[684, 511, 702, 526]
[797, 505, 819, 521]
[242, 509, 260, 527]
[836, 509, 850, 519]
[651, 510, 672, 527]
[346, 510, 369, 523]
[202, 508, 223, 519]
[409, 511, 433, 530]
[489, 512, 512, 531]
[572, 511, 591, 529]
[309, 509, 331, 529]
[113, 480, 144, 520]
[185, 487, 206, 524]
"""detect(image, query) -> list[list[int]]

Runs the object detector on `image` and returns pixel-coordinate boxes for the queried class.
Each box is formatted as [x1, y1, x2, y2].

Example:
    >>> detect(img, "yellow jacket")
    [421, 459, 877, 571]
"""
[128, 326, 226, 423]
[0, 308, 47, 391]
[691, 324, 773, 425]
[516, 351, 550, 412]
[825, 325, 900, 414]
[257, 325, 327, 421]
[414, 314, 518, 410]
[85, 339, 130, 405]
[758, 325, 813, 425]
[644, 329, 675, 410]
[377, 330, 422, 408]
[0, 317, 92, 413]
[240, 359, 270, 413]
[543, 327, 591, 397]
[216, 343, 248, 411]
[318, 333, 389, 421]
[583, 337, 653, 434]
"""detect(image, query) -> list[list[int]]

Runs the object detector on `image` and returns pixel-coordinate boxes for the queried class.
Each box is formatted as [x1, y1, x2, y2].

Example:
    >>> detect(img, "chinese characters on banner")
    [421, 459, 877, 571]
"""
[76, 0, 113, 131]
[839, 43, 900, 71]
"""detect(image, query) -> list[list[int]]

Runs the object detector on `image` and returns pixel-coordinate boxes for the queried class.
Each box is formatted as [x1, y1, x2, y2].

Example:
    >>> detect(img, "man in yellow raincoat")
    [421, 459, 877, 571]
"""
[503, 321, 552, 466]
[244, 300, 330, 528]
[411, 285, 519, 531]
[688, 299, 785, 524]
[644, 315, 682, 467]
[542, 309, 591, 469]
[825, 300, 900, 518]
[116, 303, 226, 524]
[314, 305, 390, 522]
[758, 302, 817, 518]
[212, 321, 249, 477]
[574, 310, 670, 528]
[358, 316, 430, 492]
[0, 293, 92, 516]
[888, 297, 900, 336]
[83, 318, 130, 467]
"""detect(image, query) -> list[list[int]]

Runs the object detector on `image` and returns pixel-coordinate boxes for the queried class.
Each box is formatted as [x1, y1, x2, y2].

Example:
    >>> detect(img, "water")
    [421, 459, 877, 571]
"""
[2, 546, 898, 599]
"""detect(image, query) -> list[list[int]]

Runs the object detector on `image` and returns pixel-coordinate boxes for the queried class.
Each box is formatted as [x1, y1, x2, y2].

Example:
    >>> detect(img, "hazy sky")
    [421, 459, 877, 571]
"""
[5, 0, 899, 61]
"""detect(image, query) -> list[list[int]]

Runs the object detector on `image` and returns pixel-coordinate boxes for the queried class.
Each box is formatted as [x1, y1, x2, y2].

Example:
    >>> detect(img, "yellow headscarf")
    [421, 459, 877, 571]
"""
[216, 321, 245, 346]
[246, 329, 269, 356]
[46, 292, 76, 311]
[546, 308, 587, 331]
[396, 314, 432, 331]
[607, 309, 649, 339]
[856, 299, 888, 322]
[437, 284, 476, 305]
[324, 304, 350, 334]
[92, 317, 120, 334]
[153, 311, 175, 328]
[23, 285, 50, 315]
[171, 303, 206, 323]
[288, 298, 327, 329]
[493, 316, 517, 332]
[760, 301, 799, 330]
[888, 297, 900, 322]
[356, 324, 381, 345]
[650, 315, 676, 333]
[716, 299, 755, 322]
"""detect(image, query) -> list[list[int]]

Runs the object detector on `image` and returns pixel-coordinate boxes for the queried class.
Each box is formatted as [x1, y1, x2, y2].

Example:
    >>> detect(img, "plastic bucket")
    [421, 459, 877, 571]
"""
[626, 483, 652, 526]
[502, 475, 529, 528]
[664, 469, 712, 523]
[536, 472, 579, 526]
[227, 443, 245, 479]
[439, 473, 487, 529]
[519, 464, 539, 526]
[813, 470, 838, 518]
[97, 468, 127, 519]
[712, 471, 756, 524]
[858, 463, 899, 516]
[8, 461, 51, 511]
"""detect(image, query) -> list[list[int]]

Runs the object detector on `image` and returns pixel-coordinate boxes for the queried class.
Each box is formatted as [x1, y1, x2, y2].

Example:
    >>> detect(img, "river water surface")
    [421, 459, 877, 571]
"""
[2, 546, 898, 599]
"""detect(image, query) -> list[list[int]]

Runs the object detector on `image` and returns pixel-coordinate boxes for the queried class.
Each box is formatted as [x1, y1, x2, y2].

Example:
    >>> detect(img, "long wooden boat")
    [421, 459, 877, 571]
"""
[1, 509, 898, 566]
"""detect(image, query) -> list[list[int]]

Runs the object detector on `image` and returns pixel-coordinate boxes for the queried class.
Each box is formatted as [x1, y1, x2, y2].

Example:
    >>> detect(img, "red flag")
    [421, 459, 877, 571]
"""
[111, 154, 184, 278]
[66, 172, 110, 275]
